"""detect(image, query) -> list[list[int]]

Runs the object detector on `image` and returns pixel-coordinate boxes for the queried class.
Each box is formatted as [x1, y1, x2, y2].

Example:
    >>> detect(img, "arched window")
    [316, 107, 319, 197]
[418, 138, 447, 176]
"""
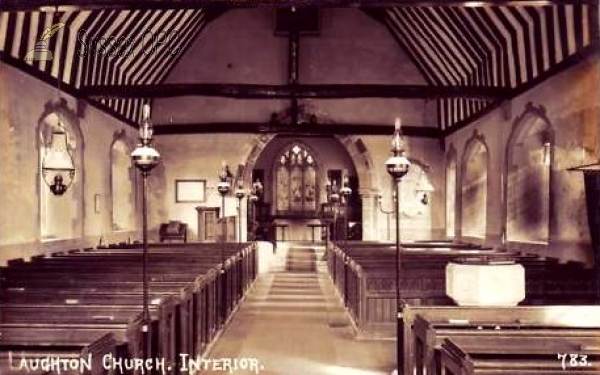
[461, 133, 488, 239]
[446, 147, 457, 238]
[275, 143, 318, 214]
[505, 104, 552, 244]
[111, 137, 136, 231]
[39, 109, 83, 241]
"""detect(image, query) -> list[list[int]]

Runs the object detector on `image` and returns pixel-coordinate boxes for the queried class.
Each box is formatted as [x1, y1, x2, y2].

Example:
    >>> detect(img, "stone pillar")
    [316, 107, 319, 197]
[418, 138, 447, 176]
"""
[360, 189, 378, 241]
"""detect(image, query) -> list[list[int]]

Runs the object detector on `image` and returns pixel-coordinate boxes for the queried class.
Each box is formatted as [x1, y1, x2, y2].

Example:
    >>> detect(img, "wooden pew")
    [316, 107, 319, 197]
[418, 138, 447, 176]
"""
[439, 337, 600, 375]
[1, 332, 127, 375]
[0, 323, 129, 348]
[326, 244, 500, 336]
[401, 303, 600, 375]
[0, 242, 258, 375]
[413, 314, 600, 375]
[0, 304, 149, 324]
[327, 242, 597, 338]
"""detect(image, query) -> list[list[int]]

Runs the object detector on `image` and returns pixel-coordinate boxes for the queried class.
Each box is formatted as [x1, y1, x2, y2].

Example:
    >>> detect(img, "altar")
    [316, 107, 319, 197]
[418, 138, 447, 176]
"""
[272, 217, 324, 242]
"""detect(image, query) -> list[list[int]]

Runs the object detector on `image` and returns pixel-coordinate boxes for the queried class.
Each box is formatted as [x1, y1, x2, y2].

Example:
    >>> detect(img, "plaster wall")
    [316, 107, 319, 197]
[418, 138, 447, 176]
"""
[445, 55, 600, 263]
[155, 133, 255, 241]
[154, 8, 431, 127]
[0, 63, 141, 265]
[360, 135, 446, 241]
[156, 132, 446, 242]
[152, 7, 442, 242]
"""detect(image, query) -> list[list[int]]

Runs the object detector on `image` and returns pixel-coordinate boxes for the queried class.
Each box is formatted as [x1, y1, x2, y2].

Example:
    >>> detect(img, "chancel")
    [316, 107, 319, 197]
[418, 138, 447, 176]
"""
[1, 1, 600, 375]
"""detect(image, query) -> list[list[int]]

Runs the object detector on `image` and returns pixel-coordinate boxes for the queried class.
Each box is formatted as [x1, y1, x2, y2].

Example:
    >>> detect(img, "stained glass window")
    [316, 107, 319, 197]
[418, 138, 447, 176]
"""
[276, 144, 317, 213]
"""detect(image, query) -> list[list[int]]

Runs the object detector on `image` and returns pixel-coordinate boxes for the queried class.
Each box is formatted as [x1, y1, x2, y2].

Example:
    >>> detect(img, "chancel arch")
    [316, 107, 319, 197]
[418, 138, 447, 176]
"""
[504, 103, 553, 246]
[244, 135, 360, 241]
[37, 100, 84, 241]
[460, 131, 489, 241]
[110, 131, 136, 233]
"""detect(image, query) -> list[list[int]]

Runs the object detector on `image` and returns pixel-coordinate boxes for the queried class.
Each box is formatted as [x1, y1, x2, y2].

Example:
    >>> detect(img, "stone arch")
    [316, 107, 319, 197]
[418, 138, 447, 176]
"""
[237, 133, 377, 240]
[238, 134, 375, 194]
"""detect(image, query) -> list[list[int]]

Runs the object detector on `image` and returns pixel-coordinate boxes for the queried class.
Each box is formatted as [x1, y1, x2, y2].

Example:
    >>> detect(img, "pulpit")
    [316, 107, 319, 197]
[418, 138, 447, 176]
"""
[217, 216, 237, 242]
[196, 206, 220, 242]
[248, 201, 271, 241]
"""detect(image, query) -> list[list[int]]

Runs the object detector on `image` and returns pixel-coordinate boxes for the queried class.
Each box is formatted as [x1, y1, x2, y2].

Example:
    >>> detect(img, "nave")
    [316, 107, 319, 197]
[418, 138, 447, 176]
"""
[1, 239, 599, 375]
[204, 244, 395, 375]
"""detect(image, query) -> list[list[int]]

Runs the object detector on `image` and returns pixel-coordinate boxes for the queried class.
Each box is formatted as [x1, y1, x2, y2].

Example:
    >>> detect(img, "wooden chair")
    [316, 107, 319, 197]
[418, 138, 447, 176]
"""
[159, 221, 188, 243]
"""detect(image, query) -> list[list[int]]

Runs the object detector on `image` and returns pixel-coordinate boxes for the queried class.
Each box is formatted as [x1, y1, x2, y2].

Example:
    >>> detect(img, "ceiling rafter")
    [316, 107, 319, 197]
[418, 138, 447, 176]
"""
[153, 121, 441, 137]
[81, 83, 511, 100]
[1, 3, 598, 136]
[1, 0, 596, 12]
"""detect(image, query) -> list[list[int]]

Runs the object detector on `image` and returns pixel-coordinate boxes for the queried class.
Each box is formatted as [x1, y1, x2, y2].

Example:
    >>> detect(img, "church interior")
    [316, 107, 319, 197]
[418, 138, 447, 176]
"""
[1, 1, 600, 374]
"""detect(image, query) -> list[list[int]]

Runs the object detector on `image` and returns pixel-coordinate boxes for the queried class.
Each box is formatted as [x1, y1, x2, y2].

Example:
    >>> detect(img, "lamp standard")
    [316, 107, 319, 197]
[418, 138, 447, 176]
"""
[339, 174, 352, 241]
[325, 179, 340, 241]
[130, 104, 161, 359]
[248, 179, 263, 241]
[217, 164, 231, 326]
[235, 183, 246, 243]
[385, 118, 410, 375]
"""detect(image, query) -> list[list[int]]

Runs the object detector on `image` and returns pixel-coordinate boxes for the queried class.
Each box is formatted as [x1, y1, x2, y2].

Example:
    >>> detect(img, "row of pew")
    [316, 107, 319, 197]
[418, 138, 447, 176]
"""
[402, 302, 600, 374]
[326, 241, 598, 336]
[0, 242, 258, 375]
[326, 241, 600, 374]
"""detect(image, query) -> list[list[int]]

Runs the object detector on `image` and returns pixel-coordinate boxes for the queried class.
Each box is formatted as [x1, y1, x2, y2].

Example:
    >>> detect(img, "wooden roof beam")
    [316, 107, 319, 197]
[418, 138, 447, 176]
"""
[153, 121, 441, 138]
[3, 0, 595, 12]
[82, 83, 509, 100]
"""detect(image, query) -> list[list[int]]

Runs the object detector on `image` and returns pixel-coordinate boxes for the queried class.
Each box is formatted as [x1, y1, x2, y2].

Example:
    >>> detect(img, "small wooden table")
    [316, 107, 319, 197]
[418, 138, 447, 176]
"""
[272, 223, 289, 241]
[307, 223, 327, 243]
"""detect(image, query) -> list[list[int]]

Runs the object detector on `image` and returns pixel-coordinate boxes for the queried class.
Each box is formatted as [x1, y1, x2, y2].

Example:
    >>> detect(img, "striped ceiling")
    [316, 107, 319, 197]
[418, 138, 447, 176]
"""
[0, 9, 209, 124]
[385, 4, 597, 132]
[0, 4, 597, 133]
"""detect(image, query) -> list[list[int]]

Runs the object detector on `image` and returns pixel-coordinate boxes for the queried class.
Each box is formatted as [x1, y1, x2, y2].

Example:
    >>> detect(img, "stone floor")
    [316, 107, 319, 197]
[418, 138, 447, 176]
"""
[200, 244, 396, 375]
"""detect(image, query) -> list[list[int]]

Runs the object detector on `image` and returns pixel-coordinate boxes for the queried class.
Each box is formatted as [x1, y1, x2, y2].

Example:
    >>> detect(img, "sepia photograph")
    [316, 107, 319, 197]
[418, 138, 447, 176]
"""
[0, 1, 599, 374]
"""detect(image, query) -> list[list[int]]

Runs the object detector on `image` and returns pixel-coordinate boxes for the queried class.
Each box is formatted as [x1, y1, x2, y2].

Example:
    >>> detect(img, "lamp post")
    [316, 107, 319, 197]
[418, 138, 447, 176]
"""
[217, 164, 231, 326]
[130, 103, 161, 360]
[248, 179, 263, 241]
[235, 183, 246, 243]
[339, 174, 352, 241]
[326, 179, 340, 241]
[385, 118, 410, 375]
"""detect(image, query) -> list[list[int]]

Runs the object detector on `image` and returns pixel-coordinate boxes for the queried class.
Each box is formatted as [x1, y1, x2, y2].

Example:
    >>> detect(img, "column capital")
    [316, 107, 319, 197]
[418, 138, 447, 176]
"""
[358, 188, 380, 198]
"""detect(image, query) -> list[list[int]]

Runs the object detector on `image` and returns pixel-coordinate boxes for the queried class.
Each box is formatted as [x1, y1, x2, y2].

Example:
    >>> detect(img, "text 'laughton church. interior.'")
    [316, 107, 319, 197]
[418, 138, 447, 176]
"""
[1, 0, 600, 374]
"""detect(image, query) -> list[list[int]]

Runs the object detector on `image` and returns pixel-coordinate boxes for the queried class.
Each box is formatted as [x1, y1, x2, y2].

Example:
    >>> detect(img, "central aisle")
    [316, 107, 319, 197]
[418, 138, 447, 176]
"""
[202, 245, 395, 375]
